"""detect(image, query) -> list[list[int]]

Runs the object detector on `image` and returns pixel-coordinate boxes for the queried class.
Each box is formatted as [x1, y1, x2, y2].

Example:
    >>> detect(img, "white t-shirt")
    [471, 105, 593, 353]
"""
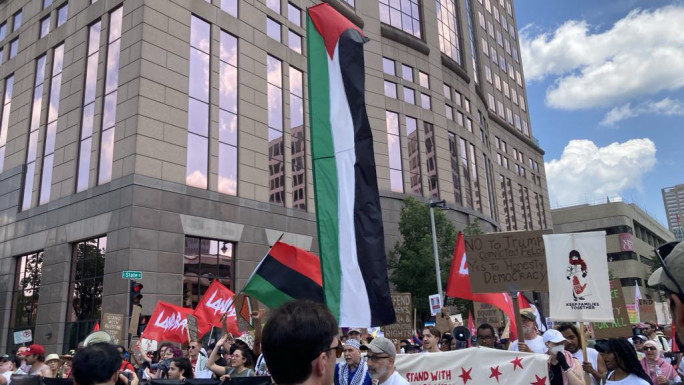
[605, 371, 650, 385]
[2, 371, 14, 385]
[380, 371, 409, 385]
[572, 348, 599, 385]
[508, 335, 546, 354]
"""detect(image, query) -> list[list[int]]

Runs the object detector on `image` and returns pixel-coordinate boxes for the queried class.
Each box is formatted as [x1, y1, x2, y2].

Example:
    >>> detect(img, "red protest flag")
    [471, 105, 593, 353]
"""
[92, 321, 100, 332]
[445, 232, 519, 340]
[193, 280, 239, 337]
[468, 310, 476, 337]
[141, 301, 194, 344]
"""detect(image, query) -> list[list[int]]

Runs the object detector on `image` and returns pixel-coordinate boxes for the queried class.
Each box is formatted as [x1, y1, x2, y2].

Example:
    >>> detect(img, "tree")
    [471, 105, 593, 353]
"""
[388, 197, 456, 321]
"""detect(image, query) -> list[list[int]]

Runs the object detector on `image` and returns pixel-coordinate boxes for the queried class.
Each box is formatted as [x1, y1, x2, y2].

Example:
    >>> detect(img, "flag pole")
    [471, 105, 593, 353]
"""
[580, 322, 590, 385]
[429, 200, 445, 299]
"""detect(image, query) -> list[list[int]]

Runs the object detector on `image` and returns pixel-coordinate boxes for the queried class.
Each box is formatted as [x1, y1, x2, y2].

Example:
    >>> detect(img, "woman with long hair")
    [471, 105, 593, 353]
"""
[167, 357, 194, 381]
[639, 340, 680, 384]
[596, 338, 653, 384]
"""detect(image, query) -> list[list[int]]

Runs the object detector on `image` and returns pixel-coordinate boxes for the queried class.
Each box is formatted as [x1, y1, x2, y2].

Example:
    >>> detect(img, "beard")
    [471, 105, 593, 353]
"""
[369, 365, 388, 380]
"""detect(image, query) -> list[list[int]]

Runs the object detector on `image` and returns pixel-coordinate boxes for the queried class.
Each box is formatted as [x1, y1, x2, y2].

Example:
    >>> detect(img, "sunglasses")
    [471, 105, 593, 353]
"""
[655, 241, 684, 297]
[643, 346, 657, 351]
[323, 340, 343, 358]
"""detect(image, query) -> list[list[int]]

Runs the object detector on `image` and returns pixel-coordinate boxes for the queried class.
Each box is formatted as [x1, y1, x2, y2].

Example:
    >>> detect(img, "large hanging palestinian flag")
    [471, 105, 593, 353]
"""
[307, 3, 395, 327]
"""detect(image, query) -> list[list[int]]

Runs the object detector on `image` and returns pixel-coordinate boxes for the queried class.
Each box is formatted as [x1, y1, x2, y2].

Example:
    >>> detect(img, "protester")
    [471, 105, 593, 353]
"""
[632, 334, 649, 360]
[58, 351, 74, 378]
[335, 339, 371, 385]
[72, 342, 139, 385]
[347, 329, 362, 342]
[187, 340, 208, 375]
[116, 346, 135, 372]
[639, 340, 680, 384]
[649, 241, 684, 350]
[0, 355, 21, 385]
[44, 354, 62, 378]
[557, 323, 607, 385]
[595, 339, 652, 385]
[221, 347, 254, 379]
[643, 322, 671, 353]
[421, 326, 441, 353]
[262, 300, 341, 385]
[476, 324, 498, 349]
[167, 357, 194, 381]
[508, 309, 546, 354]
[364, 337, 409, 385]
[543, 329, 585, 385]
[18, 344, 52, 377]
[440, 333, 453, 352]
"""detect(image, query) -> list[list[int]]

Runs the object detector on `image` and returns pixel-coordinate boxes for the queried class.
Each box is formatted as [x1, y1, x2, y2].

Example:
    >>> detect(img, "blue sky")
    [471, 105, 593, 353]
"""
[514, 0, 683, 229]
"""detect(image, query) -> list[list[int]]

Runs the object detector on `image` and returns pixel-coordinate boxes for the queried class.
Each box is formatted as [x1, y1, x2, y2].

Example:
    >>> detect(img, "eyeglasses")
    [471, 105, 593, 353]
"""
[643, 346, 657, 351]
[323, 340, 343, 358]
[655, 241, 684, 297]
[633, 339, 645, 344]
[188, 346, 198, 350]
[366, 355, 391, 362]
[477, 335, 494, 340]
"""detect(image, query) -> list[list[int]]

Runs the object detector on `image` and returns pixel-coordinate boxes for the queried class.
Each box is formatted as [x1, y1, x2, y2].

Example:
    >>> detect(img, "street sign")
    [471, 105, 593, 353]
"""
[122, 271, 142, 279]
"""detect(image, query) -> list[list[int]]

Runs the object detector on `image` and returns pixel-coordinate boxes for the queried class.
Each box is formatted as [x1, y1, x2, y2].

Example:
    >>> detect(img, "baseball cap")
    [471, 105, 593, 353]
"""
[543, 329, 567, 344]
[361, 337, 396, 357]
[649, 241, 684, 295]
[18, 344, 45, 356]
[347, 328, 362, 335]
[520, 308, 536, 322]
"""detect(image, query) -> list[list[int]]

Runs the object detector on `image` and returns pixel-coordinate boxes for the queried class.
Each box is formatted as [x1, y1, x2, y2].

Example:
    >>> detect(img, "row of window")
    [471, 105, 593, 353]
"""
[266, 2, 303, 54]
[497, 174, 547, 231]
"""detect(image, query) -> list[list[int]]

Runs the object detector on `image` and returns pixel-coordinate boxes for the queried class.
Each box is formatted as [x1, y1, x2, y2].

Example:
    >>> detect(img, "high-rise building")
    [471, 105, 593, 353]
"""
[662, 184, 684, 241]
[0, 0, 550, 352]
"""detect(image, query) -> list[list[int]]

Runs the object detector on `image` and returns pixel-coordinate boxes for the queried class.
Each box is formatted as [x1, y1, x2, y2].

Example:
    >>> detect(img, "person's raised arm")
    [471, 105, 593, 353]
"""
[207, 334, 230, 376]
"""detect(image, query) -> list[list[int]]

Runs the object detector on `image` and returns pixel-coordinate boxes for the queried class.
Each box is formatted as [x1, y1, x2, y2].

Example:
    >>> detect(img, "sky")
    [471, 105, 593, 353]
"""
[514, 0, 683, 229]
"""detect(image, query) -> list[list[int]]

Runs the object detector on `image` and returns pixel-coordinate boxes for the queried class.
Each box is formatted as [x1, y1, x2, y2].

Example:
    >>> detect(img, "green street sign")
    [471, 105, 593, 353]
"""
[122, 271, 142, 279]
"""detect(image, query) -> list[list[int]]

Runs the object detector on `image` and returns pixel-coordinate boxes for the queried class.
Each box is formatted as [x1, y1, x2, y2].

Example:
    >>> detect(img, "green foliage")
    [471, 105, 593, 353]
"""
[463, 218, 484, 236]
[388, 197, 457, 321]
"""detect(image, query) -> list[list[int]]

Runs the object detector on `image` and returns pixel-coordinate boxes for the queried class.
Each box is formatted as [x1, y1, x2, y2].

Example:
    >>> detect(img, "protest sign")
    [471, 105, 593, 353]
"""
[186, 314, 199, 342]
[395, 348, 549, 385]
[474, 302, 504, 327]
[638, 299, 657, 324]
[102, 313, 124, 344]
[429, 294, 442, 316]
[655, 302, 672, 325]
[465, 230, 548, 293]
[384, 293, 413, 339]
[544, 232, 613, 322]
[591, 280, 632, 339]
[626, 305, 639, 324]
[129, 305, 142, 335]
[13, 330, 32, 345]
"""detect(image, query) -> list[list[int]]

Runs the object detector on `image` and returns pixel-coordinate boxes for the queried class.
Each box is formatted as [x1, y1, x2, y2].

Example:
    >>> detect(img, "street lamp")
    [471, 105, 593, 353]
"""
[429, 199, 446, 300]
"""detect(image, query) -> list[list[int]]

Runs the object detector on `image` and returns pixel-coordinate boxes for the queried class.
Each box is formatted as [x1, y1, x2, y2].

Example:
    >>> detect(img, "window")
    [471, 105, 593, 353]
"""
[9, 38, 18, 59]
[401, 64, 413, 82]
[98, 7, 123, 186]
[512, 88, 518, 104]
[343, 0, 355, 6]
[43, 0, 53, 9]
[40, 16, 50, 38]
[287, 3, 301, 26]
[57, 3, 68, 26]
[220, 0, 238, 16]
[465, 118, 473, 132]
[503, 81, 510, 98]
[504, 39, 511, 55]
[267, 17, 281, 42]
[186, 16, 210, 189]
[485, 65, 492, 83]
[267, 55, 284, 204]
[519, 95, 526, 110]
[456, 111, 464, 126]
[454, 90, 462, 106]
[496, 30, 503, 47]
[288, 30, 302, 53]
[383, 57, 395, 75]
[219, 31, 238, 196]
[386, 111, 403, 193]
[9, 252, 43, 350]
[436, 0, 462, 64]
[384, 80, 397, 98]
[0, 23, 6, 40]
[497, 100, 504, 117]
[419, 71, 429, 88]
[183, 237, 234, 308]
[445, 105, 453, 120]
[76, 21, 102, 192]
[478, 12, 485, 29]
[0, 75, 14, 172]
[403, 87, 415, 104]
[13, 10, 22, 32]
[39, 44, 64, 205]
[487, 93, 495, 111]
[491, 47, 497, 63]
[290, 66, 306, 209]
[64, 236, 106, 351]
[0, 48, 3, 66]
[464, 98, 471, 113]
[482, 38, 489, 56]
[469, 143, 481, 212]
[421, 93, 431, 110]
[493, 7, 500, 22]
[448, 133, 461, 205]
[424, 122, 438, 198]
[379, 0, 422, 38]
[459, 138, 472, 208]
[22, 56, 47, 211]
[406, 116, 421, 195]
[267, 0, 280, 13]
[443, 84, 451, 100]
[482, 152, 494, 218]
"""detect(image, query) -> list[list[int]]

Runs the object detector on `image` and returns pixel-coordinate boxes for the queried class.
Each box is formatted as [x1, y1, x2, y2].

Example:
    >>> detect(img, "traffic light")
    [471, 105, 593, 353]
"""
[130, 281, 143, 307]
[138, 315, 151, 336]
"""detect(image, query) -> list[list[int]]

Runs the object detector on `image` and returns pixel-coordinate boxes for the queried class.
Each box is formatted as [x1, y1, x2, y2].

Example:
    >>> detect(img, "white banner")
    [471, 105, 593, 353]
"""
[395, 348, 549, 385]
[544, 232, 613, 322]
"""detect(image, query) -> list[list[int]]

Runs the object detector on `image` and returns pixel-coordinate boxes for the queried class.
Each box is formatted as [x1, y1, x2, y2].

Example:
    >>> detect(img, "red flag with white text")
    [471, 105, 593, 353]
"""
[141, 301, 193, 344]
[193, 280, 239, 337]
[445, 232, 519, 340]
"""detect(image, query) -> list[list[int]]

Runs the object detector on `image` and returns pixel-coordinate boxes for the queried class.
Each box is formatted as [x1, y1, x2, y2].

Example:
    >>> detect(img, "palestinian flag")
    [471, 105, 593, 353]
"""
[242, 241, 323, 308]
[307, 4, 395, 327]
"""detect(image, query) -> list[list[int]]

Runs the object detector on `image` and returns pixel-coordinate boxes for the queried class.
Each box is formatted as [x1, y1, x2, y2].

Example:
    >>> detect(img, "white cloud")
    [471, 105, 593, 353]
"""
[600, 97, 684, 126]
[545, 139, 656, 206]
[520, 5, 684, 109]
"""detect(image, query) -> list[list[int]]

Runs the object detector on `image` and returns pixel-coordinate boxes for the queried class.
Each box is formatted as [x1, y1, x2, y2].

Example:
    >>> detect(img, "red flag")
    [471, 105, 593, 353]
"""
[446, 232, 519, 340]
[193, 280, 239, 337]
[467, 311, 476, 336]
[92, 321, 100, 332]
[672, 320, 679, 352]
[141, 301, 194, 344]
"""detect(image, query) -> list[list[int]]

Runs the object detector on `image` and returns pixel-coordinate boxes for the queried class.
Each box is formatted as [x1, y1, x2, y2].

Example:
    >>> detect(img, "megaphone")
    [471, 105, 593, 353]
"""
[83, 331, 114, 346]
[451, 326, 471, 350]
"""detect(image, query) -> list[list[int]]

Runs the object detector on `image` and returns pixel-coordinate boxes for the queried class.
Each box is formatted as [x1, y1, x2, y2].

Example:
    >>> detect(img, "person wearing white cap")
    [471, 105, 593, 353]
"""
[363, 337, 408, 385]
[542, 329, 585, 385]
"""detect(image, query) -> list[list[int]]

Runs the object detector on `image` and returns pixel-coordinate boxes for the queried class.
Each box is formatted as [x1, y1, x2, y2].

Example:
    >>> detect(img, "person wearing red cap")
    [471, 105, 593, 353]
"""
[18, 344, 52, 377]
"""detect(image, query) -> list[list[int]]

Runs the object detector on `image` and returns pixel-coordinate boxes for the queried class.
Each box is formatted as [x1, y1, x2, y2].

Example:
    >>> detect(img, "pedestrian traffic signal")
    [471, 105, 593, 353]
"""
[130, 281, 143, 306]
[138, 315, 151, 335]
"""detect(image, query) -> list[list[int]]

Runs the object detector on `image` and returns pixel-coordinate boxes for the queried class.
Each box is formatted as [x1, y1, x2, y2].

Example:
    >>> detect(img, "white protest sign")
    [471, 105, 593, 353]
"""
[429, 294, 443, 316]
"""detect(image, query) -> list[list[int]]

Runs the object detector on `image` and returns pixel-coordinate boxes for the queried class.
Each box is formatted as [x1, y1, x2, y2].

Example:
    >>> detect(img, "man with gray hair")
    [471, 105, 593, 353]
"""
[335, 339, 370, 385]
[363, 337, 408, 385]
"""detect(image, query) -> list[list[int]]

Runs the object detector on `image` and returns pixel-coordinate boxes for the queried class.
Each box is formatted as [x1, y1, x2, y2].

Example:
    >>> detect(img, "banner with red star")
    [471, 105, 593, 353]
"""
[395, 348, 549, 385]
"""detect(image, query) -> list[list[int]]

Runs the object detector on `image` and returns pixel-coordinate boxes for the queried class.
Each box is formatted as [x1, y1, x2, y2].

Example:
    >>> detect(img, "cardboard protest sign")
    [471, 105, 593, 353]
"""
[429, 294, 442, 316]
[384, 293, 413, 339]
[395, 347, 549, 385]
[474, 302, 504, 328]
[591, 280, 632, 339]
[186, 314, 199, 342]
[465, 230, 548, 293]
[638, 299, 657, 324]
[544, 232, 613, 322]
[102, 313, 124, 344]
[129, 305, 142, 335]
